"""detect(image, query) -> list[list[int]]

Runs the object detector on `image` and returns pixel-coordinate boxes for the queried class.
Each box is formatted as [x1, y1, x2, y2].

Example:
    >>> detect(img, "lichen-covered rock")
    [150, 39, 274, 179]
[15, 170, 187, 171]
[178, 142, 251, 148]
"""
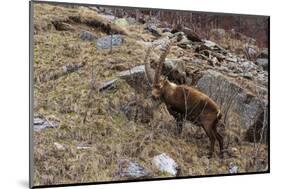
[114, 18, 129, 26]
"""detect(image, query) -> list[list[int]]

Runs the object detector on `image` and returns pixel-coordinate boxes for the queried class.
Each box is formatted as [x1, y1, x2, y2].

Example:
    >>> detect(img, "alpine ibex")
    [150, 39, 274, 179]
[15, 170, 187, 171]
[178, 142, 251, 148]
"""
[145, 41, 224, 158]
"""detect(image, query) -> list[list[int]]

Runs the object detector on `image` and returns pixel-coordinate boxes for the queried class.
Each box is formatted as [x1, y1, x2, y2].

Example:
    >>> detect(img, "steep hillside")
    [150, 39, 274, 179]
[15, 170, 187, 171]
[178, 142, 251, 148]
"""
[32, 3, 268, 186]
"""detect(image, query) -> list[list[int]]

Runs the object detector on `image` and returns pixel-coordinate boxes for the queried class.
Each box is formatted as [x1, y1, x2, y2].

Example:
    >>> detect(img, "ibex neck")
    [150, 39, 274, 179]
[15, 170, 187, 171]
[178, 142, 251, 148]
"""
[162, 81, 177, 102]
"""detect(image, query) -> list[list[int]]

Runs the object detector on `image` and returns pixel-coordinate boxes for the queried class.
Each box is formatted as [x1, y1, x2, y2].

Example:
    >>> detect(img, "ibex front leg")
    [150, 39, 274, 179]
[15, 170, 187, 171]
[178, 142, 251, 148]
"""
[176, 118, 183, 136]
[167, 106, 184, 136]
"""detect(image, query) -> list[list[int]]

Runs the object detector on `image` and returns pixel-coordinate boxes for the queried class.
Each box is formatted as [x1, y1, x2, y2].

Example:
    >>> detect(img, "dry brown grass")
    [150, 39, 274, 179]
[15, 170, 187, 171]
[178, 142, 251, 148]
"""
[32, 3, 268, 186]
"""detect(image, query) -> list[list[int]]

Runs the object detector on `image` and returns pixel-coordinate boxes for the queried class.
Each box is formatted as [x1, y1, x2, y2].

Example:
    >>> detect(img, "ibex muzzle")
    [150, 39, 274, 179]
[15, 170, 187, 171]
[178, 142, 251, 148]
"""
[145, 41, 224, 158]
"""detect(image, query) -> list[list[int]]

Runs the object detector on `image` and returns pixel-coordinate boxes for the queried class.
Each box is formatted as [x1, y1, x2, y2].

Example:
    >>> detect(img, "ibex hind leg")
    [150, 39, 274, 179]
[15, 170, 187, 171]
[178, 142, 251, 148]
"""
[202, 123, 216, 158]
[212, 118, 224, 158]
[214, 130, 224, 158]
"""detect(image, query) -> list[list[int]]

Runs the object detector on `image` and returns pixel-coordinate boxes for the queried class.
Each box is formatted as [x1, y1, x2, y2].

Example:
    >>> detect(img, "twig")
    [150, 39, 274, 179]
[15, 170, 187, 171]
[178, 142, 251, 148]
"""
[82, 64, 99, 124]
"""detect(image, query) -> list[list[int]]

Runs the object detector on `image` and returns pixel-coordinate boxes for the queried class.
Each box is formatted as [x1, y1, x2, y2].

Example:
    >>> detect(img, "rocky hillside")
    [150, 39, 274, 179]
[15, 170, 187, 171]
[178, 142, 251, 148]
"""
[32, 3, 269, 186]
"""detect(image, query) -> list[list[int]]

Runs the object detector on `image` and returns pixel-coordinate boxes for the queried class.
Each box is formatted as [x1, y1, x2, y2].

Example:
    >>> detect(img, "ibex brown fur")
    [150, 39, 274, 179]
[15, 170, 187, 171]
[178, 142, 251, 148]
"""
[145, 41, 224, 158]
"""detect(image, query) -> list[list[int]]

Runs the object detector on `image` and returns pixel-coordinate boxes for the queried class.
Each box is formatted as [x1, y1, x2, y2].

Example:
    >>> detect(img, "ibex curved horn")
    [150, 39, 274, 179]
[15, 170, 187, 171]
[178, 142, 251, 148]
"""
[144, 46, 155, 86]
[153, 42, 172, 86]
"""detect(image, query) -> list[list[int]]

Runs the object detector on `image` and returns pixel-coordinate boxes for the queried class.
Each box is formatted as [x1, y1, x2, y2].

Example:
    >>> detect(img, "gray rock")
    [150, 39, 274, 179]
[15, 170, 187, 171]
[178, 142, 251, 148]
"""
[163, 59, 187, 84]
[117, 159, 150, 179]
[145, 24, 162, 37]
[76, 144, 91, 150]
[256, 58, 268, 71]
[117, 65, 151, 95]
[117, 65, 145, 79]
[162, 28, 172, 33]
[177, 38, 192, 49]
[204, 40, 228, 55]
[196, 70, 267, 130]
[229, 163, 238, 174]
[257, 48, 268, 59]
[33, 116, 57, 132]
[34, 117, 44, 125]
[126, 17, 136, 25]
[80, 31, 96, 41]
[98, 79, 118, 92]
[240, 72, 253, 80]
[152, 153, 178, 176]
[96, 35, 123, 49]
[240, 61, 258, 72]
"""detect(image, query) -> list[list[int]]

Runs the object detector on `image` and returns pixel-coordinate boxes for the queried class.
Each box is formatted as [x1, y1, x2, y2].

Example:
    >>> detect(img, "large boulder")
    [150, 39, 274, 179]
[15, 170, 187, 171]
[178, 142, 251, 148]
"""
[196, 70, 267, 132]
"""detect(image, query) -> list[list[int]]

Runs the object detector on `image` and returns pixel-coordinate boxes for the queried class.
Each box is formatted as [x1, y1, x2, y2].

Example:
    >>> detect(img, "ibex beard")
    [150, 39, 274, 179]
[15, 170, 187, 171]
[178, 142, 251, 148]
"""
[145, 41, 224, 158]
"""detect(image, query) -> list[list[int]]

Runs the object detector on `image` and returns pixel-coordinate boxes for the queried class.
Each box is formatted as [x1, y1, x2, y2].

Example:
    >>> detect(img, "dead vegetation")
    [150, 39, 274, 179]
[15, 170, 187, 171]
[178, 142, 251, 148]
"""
[32, 3, 268, 186]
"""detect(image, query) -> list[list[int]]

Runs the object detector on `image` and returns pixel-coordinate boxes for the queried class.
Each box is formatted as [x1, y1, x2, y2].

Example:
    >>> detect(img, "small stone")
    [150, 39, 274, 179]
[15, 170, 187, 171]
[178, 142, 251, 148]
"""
[145, 24, 161, 37]
[34, 117, 44, 125]
[54, 142, 65, 151]
[77, 145, 91, 150]
[33, 116, 57, 132]
[98, 79, 118, 92]
[152, 153, 178, 176]
[117, 65, 145, 79]
[117, 159, 150, 179]
[79, 31, 96, 41]
[240, 72, 253, 80]
[96, 35, 123, 49]
[229, 163, 238, 174]
[162, 28, 172, 33]
[256, 58, 268, 71]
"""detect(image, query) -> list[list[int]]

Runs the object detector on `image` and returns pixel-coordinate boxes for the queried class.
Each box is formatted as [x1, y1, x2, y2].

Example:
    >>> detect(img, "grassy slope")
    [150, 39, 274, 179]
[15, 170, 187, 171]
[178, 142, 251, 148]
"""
[32, 3, 268, 186]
